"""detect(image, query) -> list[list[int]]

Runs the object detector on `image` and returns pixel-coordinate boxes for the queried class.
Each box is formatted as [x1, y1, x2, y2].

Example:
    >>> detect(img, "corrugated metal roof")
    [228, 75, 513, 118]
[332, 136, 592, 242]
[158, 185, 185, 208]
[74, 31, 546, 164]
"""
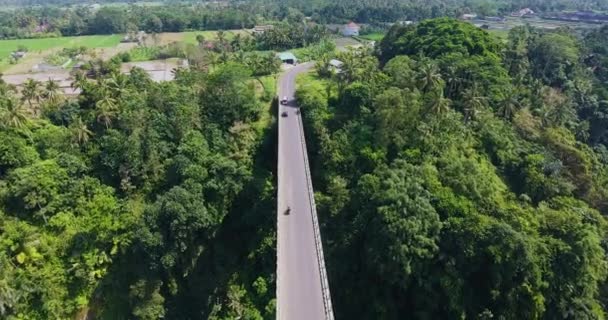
[329, 59, 343, 67]
[278, 52, 297, 61]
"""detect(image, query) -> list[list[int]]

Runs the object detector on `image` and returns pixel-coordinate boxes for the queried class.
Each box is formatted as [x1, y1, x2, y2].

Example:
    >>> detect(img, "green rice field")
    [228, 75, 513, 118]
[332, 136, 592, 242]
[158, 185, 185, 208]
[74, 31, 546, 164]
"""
[0, 34, 122, 58]
[359, 32, 386, 41]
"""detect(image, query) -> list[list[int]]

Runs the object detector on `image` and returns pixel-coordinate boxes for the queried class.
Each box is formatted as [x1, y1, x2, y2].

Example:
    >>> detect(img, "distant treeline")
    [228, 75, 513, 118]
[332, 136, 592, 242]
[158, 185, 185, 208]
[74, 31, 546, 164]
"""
[0, 0, 176, 5]
[2, 0, 608, 40]
[0, 5, 257, 39]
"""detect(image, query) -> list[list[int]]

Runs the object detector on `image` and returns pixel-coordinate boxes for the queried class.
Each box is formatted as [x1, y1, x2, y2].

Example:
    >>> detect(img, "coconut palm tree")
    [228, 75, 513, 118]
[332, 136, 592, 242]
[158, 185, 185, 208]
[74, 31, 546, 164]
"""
[215, 50, 229, 64]
[335, 52, 359, 88]
[71, 71, 89, 92]
[416, 60, 442, 93]
[264, 52, 281, 73]
[216, 30, 226, 43]
[195, 34, 206, 47]
[43, 78, 62, 105]
[0, 97, 28, 129]
[426, 90, 451, 115]
[315, 55, 332, 78]
[71, 116, 93, 145]
[216, 30, 230, 52]
[106, 73, 129, 98]
[499, 93, 523, 120]
[0, 78, 17, 96]
[461, 87, 488, 122]
[231, 33, 243, 51]
[96, 95, 118, 129]
[21, 79, 42, 114]
[547, 103, 576, 127]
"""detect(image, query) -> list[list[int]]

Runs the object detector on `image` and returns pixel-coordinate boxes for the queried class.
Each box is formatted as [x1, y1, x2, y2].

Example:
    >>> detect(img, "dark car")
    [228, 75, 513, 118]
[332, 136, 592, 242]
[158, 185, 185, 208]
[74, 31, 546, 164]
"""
[281, 111, 288, 117]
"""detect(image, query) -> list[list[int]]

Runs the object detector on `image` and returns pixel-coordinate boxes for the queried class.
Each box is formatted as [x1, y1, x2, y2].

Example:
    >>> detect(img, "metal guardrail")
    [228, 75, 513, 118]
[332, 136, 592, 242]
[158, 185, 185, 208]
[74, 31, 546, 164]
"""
[295, 107, 335, 320]
[276, 96, 283, 320]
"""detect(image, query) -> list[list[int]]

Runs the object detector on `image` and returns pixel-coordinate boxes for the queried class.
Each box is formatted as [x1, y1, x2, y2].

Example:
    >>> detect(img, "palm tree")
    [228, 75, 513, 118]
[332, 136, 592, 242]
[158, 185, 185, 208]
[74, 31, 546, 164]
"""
[96, 95, 118, 129]
[216, 30, 230, 52]
[548, 103, 575, 127]
[461, 87, 487, 122]
[216, 30, 226, 43]
[529, 79, 545, 111]
[106, 74, 129, 98]
[570, 78, 594, 110]
[200, 51, 219, 70]
[218, 51, 230, 64]
[195, 34, 206, 47]
[426, 90, 451, 115]
[231, 33, 242, 51]
[264, 52, 281, 73]
[335, 53, 359, 88]
[416, 60, 442, 93]
[71, 71, 89, 92]
[71, 116, 93, 145]
[0, 97, 28, 129]
[0, 78, 17, 96]
[443, 66, 458, 97]
[43, 78, 62, 105]
[499, 93, 523, 120]
[315, 55, 332, 78]
[247, 54, 266, 91]
[21, 79, 41, 114]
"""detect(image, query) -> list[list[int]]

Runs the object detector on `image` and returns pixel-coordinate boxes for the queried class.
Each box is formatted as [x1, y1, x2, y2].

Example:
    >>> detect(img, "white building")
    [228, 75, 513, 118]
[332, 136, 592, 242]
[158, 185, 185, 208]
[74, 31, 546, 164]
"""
[511, 8, 535, 17]
[253, 25, 273, 34]
[342, 22, 360, 37]
[461, 13, 478, 20]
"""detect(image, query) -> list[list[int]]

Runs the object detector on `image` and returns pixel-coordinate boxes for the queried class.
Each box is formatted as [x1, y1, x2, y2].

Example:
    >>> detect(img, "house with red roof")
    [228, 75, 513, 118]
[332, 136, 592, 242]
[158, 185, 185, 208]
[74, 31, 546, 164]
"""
[342, 22, 360, 36]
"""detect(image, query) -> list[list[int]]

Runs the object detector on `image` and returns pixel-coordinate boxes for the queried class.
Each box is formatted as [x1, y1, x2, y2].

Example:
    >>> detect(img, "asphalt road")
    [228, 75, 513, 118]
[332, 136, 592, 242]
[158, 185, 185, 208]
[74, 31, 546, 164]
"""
[277, 62, 326, 320]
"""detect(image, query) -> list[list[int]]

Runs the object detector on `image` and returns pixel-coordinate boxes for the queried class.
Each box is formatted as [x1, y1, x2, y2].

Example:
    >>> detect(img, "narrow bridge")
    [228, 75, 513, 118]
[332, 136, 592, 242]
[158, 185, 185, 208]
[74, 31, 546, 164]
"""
[276, 63, 334, 320]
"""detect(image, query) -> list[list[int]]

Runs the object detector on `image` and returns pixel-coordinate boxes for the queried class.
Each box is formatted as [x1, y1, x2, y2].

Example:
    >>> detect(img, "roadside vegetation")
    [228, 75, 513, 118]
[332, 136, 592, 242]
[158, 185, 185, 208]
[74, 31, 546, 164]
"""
[0, 54, 280, 319]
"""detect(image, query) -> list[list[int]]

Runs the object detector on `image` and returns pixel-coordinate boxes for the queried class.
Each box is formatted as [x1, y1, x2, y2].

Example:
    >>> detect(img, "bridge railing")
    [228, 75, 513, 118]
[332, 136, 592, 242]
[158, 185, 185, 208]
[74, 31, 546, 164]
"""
[295, 107, 335, 320]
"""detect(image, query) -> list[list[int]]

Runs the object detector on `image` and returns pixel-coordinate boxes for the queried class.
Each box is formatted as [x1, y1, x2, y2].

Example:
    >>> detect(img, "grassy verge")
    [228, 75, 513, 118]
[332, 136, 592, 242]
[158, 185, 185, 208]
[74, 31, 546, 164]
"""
[253, 75, 277, 134]
[296, 71, 328, 91]
[260, 75, 277, 99]
[252, 75, 277, 102]
[289, 39, 336, 62]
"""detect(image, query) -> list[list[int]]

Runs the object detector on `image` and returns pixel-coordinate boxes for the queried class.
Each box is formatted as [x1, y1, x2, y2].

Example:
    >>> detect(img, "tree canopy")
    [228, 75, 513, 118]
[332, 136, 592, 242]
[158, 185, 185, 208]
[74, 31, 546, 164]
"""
[0, 53, 278, 318]
[304, 17, 608, 319]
